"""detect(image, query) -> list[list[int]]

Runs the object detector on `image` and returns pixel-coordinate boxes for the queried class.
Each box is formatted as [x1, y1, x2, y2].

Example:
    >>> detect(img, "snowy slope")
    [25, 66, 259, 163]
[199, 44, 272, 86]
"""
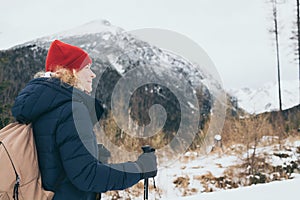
[177, 176, 300, 200]
[228, 80, 299, 114]
[17, 19, 122, 49]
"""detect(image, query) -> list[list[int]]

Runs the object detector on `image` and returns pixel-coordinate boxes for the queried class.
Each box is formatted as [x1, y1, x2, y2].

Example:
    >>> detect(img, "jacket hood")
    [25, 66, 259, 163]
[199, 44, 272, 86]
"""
[12, 78, 103, 124]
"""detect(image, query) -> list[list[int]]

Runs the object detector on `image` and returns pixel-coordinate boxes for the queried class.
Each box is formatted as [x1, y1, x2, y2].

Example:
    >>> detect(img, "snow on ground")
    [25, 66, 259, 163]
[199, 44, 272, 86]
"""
[176, 174, 300, 200]
[153, 155, 239, 199]
[102, 136, 300, 200]
[157, 155, 299, 199]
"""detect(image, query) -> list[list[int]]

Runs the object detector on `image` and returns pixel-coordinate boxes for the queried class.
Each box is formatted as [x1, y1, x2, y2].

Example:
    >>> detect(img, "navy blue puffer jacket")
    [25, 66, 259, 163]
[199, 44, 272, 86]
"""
[12, 78, 141, 200]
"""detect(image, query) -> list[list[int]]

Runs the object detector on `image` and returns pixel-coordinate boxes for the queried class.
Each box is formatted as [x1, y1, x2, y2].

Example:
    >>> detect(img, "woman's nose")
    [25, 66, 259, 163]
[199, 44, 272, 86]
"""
[91, 70, 96, 79]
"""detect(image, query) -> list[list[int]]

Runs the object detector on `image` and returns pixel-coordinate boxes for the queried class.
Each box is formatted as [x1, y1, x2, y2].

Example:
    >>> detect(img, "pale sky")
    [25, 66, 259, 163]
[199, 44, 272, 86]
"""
[0, 0, 297, 89]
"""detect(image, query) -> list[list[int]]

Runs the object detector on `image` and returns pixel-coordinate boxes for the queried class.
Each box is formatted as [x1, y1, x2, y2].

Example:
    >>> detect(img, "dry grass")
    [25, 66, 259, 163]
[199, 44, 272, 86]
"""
[97, 106, 299, 198]
[222, 114, 276, 147]
[173, 176, 198, 196]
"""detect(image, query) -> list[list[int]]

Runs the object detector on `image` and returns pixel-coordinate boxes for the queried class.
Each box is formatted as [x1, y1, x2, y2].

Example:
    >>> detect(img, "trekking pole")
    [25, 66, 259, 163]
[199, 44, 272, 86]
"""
[144, 175, 149, 200]
[141, 145, 155, 200]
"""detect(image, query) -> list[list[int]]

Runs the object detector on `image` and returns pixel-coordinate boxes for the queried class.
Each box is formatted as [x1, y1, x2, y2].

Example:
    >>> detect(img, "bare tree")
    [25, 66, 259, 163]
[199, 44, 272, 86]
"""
[290, 0, 300, 104]
[269, 0, 283, 111]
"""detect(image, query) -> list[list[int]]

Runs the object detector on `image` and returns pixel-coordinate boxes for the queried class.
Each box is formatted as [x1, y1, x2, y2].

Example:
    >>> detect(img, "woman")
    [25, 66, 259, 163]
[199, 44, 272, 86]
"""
[11, 40, 157, 200]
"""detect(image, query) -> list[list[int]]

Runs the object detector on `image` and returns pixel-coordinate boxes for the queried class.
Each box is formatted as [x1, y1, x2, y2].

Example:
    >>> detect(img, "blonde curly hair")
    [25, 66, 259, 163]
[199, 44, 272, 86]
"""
[34, 66, 85, 91]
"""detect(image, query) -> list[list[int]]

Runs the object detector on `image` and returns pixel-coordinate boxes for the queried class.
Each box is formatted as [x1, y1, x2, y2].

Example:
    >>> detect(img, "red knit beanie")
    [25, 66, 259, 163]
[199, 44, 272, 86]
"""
[45, 40, 92, 72]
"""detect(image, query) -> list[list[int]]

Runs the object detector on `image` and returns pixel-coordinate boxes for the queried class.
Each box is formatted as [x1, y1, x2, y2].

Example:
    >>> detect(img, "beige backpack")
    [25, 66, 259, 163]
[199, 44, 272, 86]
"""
[0, 123, 54, 200]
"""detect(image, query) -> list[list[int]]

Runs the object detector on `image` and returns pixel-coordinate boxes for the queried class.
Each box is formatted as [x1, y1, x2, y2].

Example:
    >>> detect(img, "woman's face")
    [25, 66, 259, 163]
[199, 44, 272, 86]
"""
[76, 64, 96, 93]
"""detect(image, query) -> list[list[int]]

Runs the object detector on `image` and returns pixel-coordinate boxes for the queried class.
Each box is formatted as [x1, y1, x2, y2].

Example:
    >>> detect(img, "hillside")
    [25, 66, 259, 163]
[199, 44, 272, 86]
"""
[0, 20, 229, 156]
[0, 45, 47, 126]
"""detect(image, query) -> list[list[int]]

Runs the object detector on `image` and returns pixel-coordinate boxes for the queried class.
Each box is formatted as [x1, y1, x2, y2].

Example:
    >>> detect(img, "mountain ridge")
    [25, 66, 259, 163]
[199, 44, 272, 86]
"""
[0, 20, 223, 150]
[228, 79, 299, 114]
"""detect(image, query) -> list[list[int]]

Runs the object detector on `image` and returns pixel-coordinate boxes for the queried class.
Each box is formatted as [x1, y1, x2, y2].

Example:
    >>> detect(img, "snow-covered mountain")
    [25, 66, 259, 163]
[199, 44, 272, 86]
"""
[1, 19, 229, 159]
[228, 80, 299, 114]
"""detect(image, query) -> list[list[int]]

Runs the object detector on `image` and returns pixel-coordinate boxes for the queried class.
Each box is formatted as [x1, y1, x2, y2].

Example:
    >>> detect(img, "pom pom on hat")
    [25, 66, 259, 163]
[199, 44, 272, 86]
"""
[45, 40, 92, 72]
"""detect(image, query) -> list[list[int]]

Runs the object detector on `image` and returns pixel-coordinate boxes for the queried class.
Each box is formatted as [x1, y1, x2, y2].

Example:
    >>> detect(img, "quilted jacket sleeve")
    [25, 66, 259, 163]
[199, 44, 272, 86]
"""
[55, 102, 141, 193]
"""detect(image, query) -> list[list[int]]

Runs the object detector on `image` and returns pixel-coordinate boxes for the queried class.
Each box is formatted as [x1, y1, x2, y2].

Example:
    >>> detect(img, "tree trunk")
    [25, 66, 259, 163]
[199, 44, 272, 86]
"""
[297, 0, 300, 104]
[272, 0, 283, 111]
